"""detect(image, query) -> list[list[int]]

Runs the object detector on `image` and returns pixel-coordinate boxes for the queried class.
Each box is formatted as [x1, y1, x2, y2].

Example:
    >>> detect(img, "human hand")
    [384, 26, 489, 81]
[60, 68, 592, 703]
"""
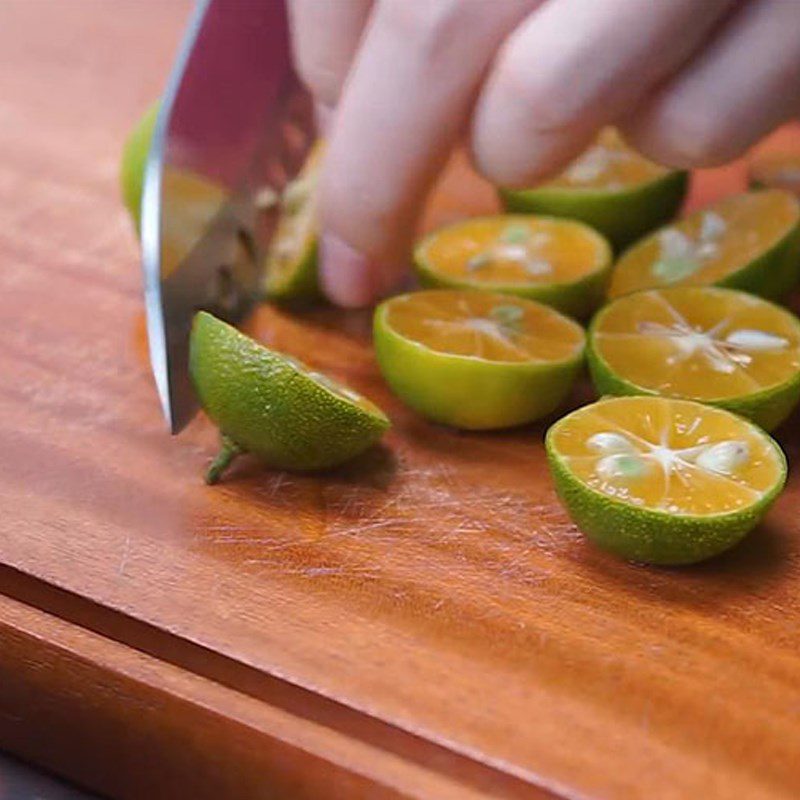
[289, 0, 800, 306]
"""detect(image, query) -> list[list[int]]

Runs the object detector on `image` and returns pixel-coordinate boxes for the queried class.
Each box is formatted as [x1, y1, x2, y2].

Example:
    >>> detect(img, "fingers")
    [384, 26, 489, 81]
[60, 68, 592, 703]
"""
[288, 0, 372, 108]
[319, 0, 535, 307]
[622, 0, 800, 168]
[471, 0, 735, 187]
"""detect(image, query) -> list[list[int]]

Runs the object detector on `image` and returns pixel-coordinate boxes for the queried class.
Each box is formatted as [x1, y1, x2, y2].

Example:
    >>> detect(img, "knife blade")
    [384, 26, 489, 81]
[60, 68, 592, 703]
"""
[141, 0, 315, 433]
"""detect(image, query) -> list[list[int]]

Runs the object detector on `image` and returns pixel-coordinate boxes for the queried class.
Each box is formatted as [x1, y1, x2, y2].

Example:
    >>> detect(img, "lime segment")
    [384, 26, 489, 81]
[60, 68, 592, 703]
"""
[609, 190, 800, 300]
[374, 289, 585, 429]
[499, 128, 688, 250]
[749, 151, 800, 197]
[190, 312, 389, 482]
[262, 142, 324, 301]
[546, 396, 787, 564]
[588, 286, 800, 430]
[414, 215, 612, 318]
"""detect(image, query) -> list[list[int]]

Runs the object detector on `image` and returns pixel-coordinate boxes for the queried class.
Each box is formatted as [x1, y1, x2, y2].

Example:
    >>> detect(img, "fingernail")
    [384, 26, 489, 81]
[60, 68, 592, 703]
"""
[320, 233, 379, 308]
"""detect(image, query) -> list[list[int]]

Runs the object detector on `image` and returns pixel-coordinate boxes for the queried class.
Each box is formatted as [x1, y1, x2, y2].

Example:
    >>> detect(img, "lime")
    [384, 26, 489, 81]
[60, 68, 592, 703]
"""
[499, 128, 688, 250]
[588, 286, 800, 430]
[414, 214, 612, 318]
[609, 189, 800, 301]
[373, 289, 585, 429]
[546, 395, 787, 565]
[189, 312, 389, 483]
[749, 151, 800, 197]
[262, 141, 324, 302]
[120, 102, 159, 231]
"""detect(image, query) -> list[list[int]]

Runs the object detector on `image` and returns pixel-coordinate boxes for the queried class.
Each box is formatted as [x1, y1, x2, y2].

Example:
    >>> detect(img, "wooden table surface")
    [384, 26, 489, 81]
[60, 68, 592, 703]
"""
[1, 2, 800, 799]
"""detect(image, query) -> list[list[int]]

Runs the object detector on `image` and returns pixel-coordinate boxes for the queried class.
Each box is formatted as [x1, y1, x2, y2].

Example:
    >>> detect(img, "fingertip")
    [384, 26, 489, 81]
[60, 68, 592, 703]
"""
[319, 233, 380, 308]
[470, 124, 593, 189]
[621, 104, 741, 170]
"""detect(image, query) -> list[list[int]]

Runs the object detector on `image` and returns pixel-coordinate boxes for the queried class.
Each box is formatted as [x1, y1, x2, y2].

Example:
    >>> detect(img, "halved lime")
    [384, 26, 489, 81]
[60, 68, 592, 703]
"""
[120, 102, 159, 231]
[588, 286, 800, 430]
[189, 312, 389, 483]
[749, 151, 800, 197]
[499, 128, 688, 250]
[609, 190, 800, 301]
[546, 395, 787, 565]
[414, 215, 612, 318]
[373, 289, 585, 429]
[262, 142, 324, 302]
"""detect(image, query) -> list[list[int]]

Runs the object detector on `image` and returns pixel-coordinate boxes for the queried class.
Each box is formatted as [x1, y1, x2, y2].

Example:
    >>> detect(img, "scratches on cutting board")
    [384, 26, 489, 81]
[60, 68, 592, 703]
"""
[197, 454, 582, 592]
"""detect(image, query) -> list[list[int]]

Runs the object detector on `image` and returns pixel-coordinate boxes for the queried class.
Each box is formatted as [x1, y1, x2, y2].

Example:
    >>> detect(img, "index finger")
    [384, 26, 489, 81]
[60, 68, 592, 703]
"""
[319, 0, 535, 307]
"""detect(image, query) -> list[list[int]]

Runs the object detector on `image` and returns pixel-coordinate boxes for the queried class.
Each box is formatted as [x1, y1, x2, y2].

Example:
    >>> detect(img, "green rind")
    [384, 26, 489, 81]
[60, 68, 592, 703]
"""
[373, 298, 585, 430]
[189, 312, 389, 471]
[500, 171, 689, 251]
[611, 199, 800, 302]
[120, 103, 159, 232]
[545, 408, 787, 565]
[262, 236, 320, 303]
[414, 217, 613, 320]
[586, 292, 800, 431]
[711, 221, 800, 301]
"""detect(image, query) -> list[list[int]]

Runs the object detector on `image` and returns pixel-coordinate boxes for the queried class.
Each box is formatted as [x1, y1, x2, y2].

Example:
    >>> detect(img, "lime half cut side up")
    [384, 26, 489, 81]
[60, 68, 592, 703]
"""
[189, 312, 389, 483]
[414, 214, 613, 319]
[546, 395, 787, 565]
[374, 289, 585, 429]
[588, 286, 800, 430]
[262, 141, 324, 302]
[609, 190, 800, 301]
[499, 128, 688, 250]
[749, 151, 800, 198]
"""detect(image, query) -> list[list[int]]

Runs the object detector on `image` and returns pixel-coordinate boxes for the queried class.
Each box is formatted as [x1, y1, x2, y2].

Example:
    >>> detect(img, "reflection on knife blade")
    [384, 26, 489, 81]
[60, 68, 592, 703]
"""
[141, 0, 315, 433]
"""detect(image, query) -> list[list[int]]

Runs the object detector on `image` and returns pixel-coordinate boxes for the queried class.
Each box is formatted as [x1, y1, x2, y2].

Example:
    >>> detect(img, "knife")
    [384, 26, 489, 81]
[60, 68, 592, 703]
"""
[141, 0, 315, 433]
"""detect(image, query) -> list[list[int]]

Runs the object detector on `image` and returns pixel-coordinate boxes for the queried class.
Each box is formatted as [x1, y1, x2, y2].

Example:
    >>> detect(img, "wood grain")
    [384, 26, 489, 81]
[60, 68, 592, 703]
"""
[1, 2, 800, 798]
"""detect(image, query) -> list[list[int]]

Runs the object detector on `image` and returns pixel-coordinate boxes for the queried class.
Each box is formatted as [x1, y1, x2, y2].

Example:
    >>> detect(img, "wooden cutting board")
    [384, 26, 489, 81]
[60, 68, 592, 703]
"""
[1, 2, 799, 798]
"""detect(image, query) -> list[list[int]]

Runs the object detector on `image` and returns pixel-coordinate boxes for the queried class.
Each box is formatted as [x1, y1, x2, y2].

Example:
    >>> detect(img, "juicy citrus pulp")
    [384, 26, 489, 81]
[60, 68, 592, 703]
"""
[499, 128, 688, 249]
[609, 190, 800, 300]
[546, 396, 786, 564]
[539, 128, 670, 190]
[414, 215, 612, 318]
[749, 152, 800, 197]
[588, 287, 800, 430]
[120, 102, 159, 231]
[189, 312, 389, 483]
[262, 141, 324, 301]
[373, 289, 585, 429]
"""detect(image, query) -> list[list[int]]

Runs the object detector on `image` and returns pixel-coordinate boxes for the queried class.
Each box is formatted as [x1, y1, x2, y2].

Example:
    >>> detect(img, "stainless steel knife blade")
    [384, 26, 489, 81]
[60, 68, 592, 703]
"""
[142, 0, 315, 433]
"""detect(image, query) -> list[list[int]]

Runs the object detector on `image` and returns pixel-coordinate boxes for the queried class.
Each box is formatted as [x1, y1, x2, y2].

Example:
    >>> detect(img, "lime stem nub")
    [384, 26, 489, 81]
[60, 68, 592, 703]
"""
[205, 435, 243, 485]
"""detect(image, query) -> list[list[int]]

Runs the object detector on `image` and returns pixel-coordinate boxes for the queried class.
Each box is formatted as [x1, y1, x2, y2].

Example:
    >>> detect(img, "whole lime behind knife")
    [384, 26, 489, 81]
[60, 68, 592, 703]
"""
[120, 102, 159, 231]
[120, 104, 323, 302]
[189, 312, 390, 483]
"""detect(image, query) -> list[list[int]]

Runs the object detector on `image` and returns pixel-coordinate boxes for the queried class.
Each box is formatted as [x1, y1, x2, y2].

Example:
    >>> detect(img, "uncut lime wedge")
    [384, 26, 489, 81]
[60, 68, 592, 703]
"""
[262, 142, 324, 302]
[190, 312, 389, 483]
[120, 102, 159, 231]
[414, 215, 612, 319]
[546, 396, 787, 565]
[373, 289, 585, 429]
[499, 128, 688, 250]
[609, 190, 800, 301]
[749, 151, 800, 197]
[588, 286, 800, 430]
